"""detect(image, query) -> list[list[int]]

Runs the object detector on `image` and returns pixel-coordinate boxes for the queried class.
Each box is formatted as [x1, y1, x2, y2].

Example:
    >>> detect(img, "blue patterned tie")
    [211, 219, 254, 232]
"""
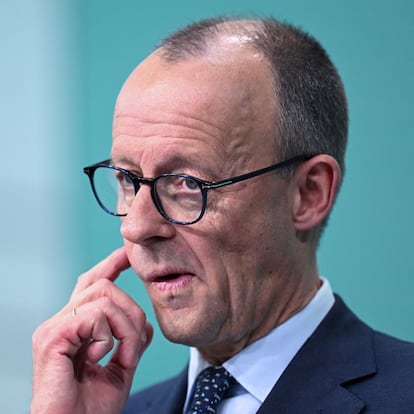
[188, 366, 236, 413]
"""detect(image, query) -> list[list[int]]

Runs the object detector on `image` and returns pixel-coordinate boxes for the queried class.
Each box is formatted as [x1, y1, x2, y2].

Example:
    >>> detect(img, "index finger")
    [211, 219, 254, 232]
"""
[71, 247, 131, 298]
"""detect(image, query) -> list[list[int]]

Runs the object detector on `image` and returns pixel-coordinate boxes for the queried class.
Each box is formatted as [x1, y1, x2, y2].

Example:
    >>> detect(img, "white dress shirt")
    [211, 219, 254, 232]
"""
[184, 278, 335, 413]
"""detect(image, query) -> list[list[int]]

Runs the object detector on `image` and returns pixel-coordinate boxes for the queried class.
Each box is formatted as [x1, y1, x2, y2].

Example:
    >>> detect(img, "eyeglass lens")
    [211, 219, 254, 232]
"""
[92, 166, 204, 223]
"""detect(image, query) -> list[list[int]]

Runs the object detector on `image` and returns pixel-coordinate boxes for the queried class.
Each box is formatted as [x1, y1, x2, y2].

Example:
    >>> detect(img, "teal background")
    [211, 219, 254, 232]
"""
[67, 0, 414, 394]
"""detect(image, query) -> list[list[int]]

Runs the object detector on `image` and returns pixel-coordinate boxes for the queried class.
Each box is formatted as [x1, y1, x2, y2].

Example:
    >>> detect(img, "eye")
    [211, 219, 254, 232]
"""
[115, 171, 135, 190]
[158, 175, 200, 197]
[183, 177, 199, 191]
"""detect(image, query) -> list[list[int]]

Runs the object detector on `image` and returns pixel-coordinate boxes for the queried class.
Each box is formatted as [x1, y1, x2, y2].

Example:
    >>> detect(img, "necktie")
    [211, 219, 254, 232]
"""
[187, 366, 237, 413]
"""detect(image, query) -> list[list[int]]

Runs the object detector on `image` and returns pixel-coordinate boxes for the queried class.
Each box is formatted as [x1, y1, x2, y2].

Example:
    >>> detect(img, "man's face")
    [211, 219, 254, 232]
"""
[112, 45, 302, 362]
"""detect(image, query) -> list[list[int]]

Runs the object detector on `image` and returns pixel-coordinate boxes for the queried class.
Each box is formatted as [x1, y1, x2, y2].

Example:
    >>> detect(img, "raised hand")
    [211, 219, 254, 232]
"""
[31, 247, 153, 414]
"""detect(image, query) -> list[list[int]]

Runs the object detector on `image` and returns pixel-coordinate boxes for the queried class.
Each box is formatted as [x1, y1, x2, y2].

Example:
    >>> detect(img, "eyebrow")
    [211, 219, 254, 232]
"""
[110, 156, 138, 168]
[111, 154, 216, 179]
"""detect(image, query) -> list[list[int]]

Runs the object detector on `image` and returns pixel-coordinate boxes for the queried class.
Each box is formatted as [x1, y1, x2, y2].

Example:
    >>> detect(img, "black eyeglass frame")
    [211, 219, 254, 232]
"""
[83, 154, 313, 225]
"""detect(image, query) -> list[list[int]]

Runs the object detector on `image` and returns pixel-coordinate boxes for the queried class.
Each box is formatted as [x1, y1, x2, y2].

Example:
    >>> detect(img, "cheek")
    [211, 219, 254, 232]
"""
[210, 191, 293, 279]
[122, 239, 141, 273]
[206, 199, 269, 255]
[199, 215, 259, 305]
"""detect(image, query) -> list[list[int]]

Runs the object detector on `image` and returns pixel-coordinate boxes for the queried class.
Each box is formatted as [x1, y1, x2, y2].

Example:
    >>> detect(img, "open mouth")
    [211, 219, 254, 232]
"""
[156, 273, 182, 281]
[151, 272, 195, 290]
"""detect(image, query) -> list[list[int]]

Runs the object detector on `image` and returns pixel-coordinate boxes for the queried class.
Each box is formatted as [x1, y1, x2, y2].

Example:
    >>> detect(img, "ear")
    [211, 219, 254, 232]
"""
[291, 155, 341, 232]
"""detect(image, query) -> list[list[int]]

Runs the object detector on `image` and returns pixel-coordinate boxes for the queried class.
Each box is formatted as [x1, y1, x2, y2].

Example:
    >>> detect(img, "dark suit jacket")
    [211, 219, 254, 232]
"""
[123, 296, 414, 413]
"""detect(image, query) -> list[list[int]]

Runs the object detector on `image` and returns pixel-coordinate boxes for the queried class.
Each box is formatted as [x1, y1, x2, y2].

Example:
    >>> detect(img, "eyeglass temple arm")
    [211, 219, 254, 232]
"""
[203, 154, 313, 190]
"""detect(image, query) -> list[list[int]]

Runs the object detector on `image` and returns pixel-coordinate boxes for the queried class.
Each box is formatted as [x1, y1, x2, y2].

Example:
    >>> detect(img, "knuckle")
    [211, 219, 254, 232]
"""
[95, 278, 114, 294]
[32, 320, 58, 352]
[32, 318, 51, 344]
[76, 271, 89, 287]
[128, 329, 141, 344]
[96, 295, 113, 309]
[32, 326, 42, 347]
[131, 306, 146, 323]
[128, 307, 147, 331]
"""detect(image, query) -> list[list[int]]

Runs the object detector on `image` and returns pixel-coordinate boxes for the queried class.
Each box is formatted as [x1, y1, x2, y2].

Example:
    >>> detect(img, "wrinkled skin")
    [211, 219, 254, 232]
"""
[114, 46, 321, 364]
[31, 248, 153, 414]
[31, 35, 340, 413]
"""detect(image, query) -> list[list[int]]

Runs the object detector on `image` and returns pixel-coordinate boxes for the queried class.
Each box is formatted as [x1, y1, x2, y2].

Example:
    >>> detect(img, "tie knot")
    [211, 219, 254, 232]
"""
[188, 366, 236, 413]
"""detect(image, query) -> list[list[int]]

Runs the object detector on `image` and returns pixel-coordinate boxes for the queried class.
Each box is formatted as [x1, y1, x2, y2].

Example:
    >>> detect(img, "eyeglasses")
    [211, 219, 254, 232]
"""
[83, 154, 311, 225]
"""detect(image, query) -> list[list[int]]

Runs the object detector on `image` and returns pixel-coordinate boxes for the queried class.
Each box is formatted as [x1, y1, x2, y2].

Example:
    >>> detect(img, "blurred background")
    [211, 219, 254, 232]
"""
[1, 0, 413, 411]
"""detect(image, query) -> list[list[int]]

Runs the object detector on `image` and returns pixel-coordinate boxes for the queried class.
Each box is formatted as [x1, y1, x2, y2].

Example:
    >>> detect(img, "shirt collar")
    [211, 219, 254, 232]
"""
[186, 278, 334, 404]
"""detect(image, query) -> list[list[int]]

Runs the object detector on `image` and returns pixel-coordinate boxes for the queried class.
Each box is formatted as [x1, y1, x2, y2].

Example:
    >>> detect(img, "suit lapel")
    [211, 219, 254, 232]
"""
[257, 296, 376, 413]
[161, 369, 187, 414]
[123, 365, 189, 414]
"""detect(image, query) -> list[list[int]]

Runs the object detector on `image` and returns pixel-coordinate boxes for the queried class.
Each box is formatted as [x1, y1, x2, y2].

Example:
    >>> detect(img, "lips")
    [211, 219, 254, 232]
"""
[144, 268, 196, 290]
[146, 268, 189, 281]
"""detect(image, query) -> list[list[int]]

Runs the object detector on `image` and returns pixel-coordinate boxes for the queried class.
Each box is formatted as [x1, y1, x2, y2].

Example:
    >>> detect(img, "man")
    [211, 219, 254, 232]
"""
[31, 17, 414, 413]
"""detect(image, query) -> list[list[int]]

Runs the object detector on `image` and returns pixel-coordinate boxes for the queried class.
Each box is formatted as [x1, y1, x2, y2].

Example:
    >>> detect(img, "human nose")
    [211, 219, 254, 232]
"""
[120, 184, 176, 244]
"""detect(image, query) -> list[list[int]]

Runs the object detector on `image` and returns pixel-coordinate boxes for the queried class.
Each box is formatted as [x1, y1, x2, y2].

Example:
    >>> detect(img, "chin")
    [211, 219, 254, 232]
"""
[160, 324, 201, 346]
[156, 312, 216, 347]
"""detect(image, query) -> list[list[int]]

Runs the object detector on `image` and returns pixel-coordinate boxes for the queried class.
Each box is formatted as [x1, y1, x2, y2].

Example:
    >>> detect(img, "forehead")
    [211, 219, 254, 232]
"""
[112, 46, 277, 173]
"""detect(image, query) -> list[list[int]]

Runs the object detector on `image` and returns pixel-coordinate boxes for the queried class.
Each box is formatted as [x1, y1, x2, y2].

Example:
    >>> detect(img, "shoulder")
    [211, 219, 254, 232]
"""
[329, 295, 414, 372]
[349, 331, 414, 411]
[372, 330, 414, 376]
[268, 295, 414, 412]
[329, 296, 414, 409]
